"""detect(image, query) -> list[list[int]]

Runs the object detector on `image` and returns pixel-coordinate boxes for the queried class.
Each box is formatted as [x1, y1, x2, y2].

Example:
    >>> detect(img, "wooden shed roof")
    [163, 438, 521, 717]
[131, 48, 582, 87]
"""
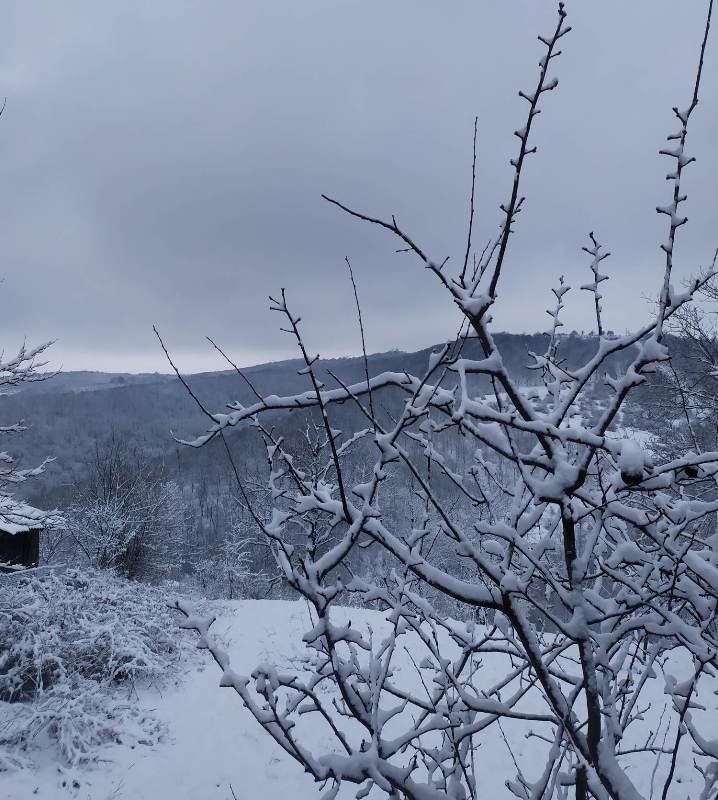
[0, 497, 45, 535]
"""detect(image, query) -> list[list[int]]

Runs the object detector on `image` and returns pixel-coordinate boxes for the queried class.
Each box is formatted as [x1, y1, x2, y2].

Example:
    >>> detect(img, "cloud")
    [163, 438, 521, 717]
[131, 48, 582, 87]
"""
[0, 1, 715, 371]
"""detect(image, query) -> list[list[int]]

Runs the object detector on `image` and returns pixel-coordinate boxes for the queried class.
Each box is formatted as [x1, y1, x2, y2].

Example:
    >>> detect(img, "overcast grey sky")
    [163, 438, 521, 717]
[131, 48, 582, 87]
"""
[1, 1, 716, 373]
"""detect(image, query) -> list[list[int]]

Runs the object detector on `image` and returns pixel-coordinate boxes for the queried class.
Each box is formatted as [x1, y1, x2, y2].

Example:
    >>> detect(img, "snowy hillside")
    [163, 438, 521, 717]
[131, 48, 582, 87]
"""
[3, 599, 712, 800]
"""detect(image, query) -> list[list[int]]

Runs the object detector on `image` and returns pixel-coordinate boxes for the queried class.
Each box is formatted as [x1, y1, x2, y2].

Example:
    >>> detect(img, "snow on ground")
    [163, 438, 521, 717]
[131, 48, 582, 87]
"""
[1, 599, 712, 799]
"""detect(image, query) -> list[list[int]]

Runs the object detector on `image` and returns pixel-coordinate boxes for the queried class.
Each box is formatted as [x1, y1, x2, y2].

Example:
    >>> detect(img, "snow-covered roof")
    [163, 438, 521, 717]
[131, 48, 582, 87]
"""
[0, 497, 45, 535]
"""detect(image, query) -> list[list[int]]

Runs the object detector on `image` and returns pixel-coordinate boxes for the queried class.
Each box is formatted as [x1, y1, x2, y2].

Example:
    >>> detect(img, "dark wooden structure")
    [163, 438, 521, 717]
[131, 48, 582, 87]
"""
[0, 499, 44, 571]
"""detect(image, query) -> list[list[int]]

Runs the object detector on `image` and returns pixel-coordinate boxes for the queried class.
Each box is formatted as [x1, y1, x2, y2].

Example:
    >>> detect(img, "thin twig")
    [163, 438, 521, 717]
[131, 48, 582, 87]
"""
[345, 257, 376, 431]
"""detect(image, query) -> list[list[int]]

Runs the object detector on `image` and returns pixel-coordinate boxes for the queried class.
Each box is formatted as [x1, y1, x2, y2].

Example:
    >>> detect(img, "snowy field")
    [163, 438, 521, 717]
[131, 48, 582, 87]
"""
[2, 599, 713, 800]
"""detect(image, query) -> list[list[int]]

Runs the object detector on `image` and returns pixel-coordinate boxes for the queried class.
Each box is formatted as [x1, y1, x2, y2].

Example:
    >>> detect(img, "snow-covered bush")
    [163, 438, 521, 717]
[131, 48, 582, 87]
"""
[0, 678, 165, 768]
[0, 568, 186, 766]
[173, 4, 718, 799]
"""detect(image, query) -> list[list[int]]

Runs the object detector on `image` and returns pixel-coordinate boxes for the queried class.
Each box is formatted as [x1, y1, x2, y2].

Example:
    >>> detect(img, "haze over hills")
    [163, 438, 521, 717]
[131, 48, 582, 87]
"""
[7, 332, 640, 506]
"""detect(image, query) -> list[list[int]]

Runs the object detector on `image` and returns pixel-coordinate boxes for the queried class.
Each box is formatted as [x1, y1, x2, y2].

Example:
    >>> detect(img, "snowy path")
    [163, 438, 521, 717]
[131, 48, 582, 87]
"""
[2, 599, 709, 800]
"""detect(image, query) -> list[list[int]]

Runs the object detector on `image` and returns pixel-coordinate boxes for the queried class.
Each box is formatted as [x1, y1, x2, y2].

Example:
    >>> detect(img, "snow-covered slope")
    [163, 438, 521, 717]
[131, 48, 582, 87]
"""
[2, 599, 710, 800]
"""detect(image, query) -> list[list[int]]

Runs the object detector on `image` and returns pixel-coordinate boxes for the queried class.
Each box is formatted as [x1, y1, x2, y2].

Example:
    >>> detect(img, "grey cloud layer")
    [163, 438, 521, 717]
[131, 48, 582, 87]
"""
[1, 1, 715, 371]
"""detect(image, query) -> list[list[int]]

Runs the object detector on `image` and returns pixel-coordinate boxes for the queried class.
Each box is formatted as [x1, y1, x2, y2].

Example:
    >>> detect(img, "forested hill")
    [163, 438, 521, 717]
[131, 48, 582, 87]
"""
[7, 332, 638, 504]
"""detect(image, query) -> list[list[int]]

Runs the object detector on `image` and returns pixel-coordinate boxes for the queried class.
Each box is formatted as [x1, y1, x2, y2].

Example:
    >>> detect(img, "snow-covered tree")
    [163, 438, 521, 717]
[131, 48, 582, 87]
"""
[68, 436, 183, 578]
[0, 333, 55, 547]
[0, 340, 53, 492]
[193, 518, 254, 599]
[639, 265, 718, 464]
[175, 4, 718, 799]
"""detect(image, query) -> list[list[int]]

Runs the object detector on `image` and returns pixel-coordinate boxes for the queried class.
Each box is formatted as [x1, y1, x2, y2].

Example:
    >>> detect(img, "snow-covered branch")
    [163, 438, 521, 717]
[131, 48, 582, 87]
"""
[172, 3, 718, 798]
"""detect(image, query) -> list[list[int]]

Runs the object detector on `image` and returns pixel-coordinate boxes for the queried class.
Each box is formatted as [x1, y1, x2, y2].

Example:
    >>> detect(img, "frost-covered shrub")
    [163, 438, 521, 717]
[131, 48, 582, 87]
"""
[0, 680, 165, 766]
[0, 568, 186, 765]
[0, 568, 183, 700]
